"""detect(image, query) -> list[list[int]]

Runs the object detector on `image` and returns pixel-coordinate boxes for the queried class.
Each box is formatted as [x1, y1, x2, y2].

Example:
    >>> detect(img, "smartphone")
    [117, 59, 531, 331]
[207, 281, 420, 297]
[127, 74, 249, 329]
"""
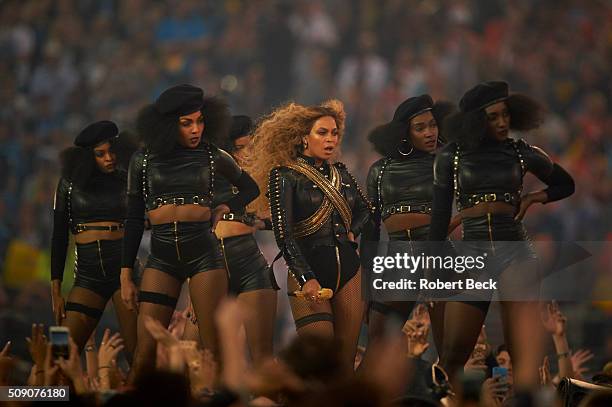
[492, 366, 510, 396]
[492, 366, 508, 380]
[49, 326, 70, 359]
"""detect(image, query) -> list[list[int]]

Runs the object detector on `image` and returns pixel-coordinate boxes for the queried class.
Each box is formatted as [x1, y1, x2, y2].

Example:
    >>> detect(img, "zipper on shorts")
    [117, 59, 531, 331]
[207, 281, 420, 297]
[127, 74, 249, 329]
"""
[219, 237, 231, 280]
[334, 245, 341, 294]
[174, 221, 181, 261]
[97, 240, 107, 277]
[487, 212, 496, 255]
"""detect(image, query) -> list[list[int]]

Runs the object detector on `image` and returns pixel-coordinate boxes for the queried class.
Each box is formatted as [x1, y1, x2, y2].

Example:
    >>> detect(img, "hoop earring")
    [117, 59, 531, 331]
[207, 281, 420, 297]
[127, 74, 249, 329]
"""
[397, 139, 413, 156]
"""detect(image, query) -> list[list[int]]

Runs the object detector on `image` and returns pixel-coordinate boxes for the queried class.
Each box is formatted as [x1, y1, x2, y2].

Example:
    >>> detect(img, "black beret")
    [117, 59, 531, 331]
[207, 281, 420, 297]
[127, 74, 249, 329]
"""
[155, 84, 204, 116]
[459, 81, 508, 113]
[229, 115, 253, 140]
[74, 120, 119, 147]
[392, 94, 434, 123]
[367, 94, 438, 157]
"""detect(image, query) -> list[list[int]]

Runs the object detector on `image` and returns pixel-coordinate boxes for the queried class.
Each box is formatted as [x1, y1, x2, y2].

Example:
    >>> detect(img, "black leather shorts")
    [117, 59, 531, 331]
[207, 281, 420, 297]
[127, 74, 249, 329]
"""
[146, 221, 225, 281]
[461, 214, 536, 272]
[371, 225, 431, 317]
[455, 214, 537, 305]
[73, 239, 122, 299]
[218, 234, 276, 295]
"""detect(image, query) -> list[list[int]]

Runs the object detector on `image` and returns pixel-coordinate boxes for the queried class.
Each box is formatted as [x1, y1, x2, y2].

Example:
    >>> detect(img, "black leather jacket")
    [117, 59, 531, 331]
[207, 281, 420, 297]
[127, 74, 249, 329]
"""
[51, 172, 127, 281]
[121, 142, 260, 267]
[269, 155, 372, 288]
[364, 149, 435, 241]
[428, 138, 575, 240]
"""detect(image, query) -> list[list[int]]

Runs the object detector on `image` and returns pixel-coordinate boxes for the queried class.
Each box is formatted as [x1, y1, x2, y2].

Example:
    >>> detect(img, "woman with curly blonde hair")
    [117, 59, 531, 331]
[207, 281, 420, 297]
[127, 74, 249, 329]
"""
[244, 100, 373, 372]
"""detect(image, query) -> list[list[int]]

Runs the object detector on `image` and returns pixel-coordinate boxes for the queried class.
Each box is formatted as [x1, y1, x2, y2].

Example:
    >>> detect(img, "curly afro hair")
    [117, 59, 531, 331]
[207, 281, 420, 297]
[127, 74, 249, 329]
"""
[136, 95, 231, 155]
[59, 131, 138, 186]
[443, 93, 544, 149]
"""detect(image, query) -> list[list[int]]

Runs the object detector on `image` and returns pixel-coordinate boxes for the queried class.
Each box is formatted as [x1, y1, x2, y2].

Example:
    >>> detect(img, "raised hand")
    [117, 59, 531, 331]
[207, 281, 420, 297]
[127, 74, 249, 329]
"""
[97, 329, 125, 390]
[98, 329, 124, 369]
[26, 324, 47, 369]
[542, 301, 567, 337]
[464, 353, 487, 374]
[480, 377, 506, 406]
[43, 343, 59, 386]
[571, 348, 594, 380]
[57, 337, 83, 381]
[57, 337, 87, 394]
[0, 341, 13, 385]
[143, 315, 179, 349]
[403, 319, 430, 358]
[539, 355, 552, 386]
[181, 346, 217, 395]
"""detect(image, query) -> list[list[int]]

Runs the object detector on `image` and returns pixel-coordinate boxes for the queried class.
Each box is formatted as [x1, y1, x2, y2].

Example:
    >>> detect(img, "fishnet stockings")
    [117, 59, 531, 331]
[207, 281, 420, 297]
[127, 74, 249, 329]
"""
[128, 268, 182, 384]
[63, 286, 106, 352]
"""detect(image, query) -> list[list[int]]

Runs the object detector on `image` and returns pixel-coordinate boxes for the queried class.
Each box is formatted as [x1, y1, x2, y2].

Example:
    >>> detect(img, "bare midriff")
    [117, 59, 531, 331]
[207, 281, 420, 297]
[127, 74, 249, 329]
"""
[147, 204, 212, 225]
[214, 220, 255, 239]
[459, 202, 515, 218]
[384, 213, 431, 233]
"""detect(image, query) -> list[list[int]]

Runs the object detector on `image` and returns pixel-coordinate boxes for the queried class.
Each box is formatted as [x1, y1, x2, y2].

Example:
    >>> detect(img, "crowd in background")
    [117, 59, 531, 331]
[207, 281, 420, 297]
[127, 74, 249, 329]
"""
[0, 0, 610, 404]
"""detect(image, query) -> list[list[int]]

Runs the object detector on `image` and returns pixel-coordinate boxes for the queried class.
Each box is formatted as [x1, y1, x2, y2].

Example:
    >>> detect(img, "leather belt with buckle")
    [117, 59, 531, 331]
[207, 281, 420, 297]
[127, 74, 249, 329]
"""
[382, 204, 432, 218]
[459, 192, 518, 210]
[152, 195, 210, 209]
[74, 224, 124, 233]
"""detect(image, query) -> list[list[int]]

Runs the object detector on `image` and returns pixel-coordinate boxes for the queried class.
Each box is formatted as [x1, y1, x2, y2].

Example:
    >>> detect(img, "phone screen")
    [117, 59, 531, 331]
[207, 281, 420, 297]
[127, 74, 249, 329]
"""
[49, 327, 70, 359]
[492, 366, 508, 379]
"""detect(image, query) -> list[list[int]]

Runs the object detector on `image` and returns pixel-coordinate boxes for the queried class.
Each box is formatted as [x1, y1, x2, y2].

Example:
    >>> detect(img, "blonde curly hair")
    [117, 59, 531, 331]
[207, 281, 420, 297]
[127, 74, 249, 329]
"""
[243, 99, 346, 215]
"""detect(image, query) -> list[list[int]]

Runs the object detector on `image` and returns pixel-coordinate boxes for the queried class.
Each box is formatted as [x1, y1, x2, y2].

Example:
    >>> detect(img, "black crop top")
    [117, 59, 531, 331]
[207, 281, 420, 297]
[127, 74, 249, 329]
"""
[434, 138, 554, 202]
[428, 138, 575, 240]
[121, 142, 260, 267]
[364, 150, 435, 241]
[127, 143, 243, 210]
[51, 172, 127, 281]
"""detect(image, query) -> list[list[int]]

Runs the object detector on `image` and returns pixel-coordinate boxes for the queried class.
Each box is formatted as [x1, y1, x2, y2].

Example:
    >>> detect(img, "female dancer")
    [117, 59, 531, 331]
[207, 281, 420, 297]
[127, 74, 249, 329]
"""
[364, 95, 456, 350]
[120, 85, 260, 380]
[244, 100, 372, 372]
[212, 114, 277, 364]
[51, 121, 137, 355]
[428, 81, 575, 386]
